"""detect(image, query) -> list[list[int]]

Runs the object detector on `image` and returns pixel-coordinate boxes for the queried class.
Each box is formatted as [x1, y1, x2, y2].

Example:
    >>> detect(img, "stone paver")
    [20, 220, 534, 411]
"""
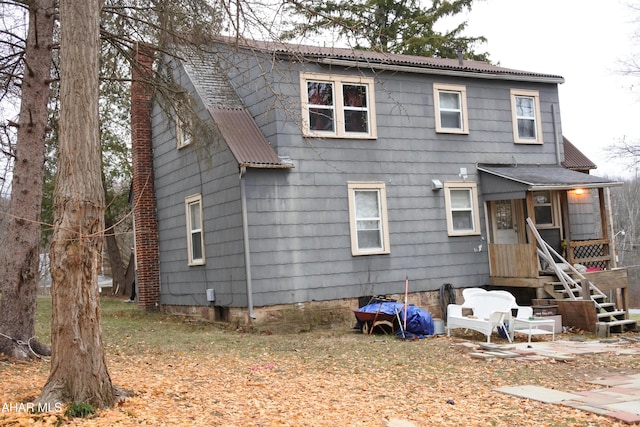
[492, 339, 640, 424]
[495, 385, 580, 404]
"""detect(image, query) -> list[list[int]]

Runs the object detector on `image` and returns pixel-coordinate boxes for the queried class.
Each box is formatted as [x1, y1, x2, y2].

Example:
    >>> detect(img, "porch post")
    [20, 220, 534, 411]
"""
[525, 192, 535, 245]
[605, 187, 618, 268]
[598, 187, 613, 271]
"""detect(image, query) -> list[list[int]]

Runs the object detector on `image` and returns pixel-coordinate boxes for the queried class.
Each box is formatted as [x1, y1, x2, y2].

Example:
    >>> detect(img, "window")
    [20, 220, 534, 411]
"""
[434, 83, 469, 134]
[185, 194, 205, 265]
[510, 89, 543, 143]
[301, 72, 377, 138]
[176, 116, 192, 148]
[444, 182, 481, 236]
[532, 190, 556, 227]
[347, 182, 390, 255]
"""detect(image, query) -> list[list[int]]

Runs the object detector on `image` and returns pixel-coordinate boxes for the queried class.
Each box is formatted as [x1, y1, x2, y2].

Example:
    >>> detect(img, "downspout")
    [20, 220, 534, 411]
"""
[239, 166, 255, 319]
[552, 104, 562, 165]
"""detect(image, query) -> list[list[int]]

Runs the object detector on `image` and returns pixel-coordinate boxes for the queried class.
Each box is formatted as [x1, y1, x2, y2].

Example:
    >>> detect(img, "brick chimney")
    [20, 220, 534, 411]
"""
[131, 43, 160, 310]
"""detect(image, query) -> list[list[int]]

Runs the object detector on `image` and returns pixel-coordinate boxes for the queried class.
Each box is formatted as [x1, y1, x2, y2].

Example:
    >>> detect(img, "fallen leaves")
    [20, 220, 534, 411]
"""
[1, 312, 639, 426]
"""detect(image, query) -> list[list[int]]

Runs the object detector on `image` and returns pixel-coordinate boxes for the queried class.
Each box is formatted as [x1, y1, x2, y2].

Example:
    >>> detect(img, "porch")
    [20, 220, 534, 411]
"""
[488, 240, 629, 311]
[479, 165, 634, 333]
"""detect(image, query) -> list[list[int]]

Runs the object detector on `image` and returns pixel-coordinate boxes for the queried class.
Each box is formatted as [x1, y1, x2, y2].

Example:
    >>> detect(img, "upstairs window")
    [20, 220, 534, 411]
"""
[301, 73, 376, 139]
[511, 89, 543, 144]
[347, 182, 390, 255]
[185, 194, 205, 265]
[444, 182, 481, 236]
[434, 83, 469, 134]
[176, 116, 193, 148]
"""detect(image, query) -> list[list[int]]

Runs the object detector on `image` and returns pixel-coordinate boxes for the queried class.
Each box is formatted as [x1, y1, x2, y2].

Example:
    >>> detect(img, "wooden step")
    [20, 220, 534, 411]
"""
[597, 310, 627, 319]
[598, 302, 616, 309]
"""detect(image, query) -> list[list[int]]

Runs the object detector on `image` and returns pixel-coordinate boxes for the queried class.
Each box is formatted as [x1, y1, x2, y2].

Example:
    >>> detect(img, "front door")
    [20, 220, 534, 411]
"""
[492, 200, 522, 244]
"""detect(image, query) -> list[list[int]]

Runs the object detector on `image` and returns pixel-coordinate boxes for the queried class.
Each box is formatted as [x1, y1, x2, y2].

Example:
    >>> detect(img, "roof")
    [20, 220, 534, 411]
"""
[562, 137, 597, 171]
[190, 38, 565, 169]
[478, 164, 622, 200]
[208, 107, 293, 169]
[216, 37, 565, 84]
[181, 58, 291, 169]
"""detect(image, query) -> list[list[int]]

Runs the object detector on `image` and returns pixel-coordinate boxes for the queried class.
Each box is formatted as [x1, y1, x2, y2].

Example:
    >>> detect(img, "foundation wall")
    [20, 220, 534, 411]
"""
[161, 288, 453, 333]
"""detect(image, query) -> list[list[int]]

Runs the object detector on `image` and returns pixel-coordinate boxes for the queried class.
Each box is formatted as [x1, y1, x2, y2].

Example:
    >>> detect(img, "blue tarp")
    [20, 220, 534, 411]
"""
[356, 302, 434, 338]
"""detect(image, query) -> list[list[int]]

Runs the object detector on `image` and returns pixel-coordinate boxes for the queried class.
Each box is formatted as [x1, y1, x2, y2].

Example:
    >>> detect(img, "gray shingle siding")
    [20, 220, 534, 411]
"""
[151, 44, 569, 309]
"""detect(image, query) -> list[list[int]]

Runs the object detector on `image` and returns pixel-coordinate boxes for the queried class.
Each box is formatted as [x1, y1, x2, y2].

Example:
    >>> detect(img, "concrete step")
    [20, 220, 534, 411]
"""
[596, 319, 638, 337]
[601, 319, 637, 327]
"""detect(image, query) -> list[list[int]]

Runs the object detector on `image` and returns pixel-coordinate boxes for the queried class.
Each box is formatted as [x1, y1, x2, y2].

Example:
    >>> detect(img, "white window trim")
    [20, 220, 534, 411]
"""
[444, 182, 481, 236]
[176, 116, 192, 149]
[510, 89, 543, 144]
[347, 181, 390, 256]
[185, 194, 205, 266]
[300, 72, 377, 139]
[532, 190, 560, 229]
[434, 83, 469, 134]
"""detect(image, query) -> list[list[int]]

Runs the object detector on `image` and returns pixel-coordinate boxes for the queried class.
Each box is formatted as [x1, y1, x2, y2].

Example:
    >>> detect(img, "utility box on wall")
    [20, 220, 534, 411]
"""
[206, 288, 215, 303]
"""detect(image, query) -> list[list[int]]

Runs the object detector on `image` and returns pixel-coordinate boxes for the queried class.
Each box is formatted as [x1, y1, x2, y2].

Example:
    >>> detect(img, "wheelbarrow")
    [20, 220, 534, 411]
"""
[353, 308, 397, 335]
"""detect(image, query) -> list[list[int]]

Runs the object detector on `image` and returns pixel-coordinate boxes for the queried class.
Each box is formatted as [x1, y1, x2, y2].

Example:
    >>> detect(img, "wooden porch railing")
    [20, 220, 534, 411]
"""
[567, 239, 611, 269]
[488, 243, 538, 278]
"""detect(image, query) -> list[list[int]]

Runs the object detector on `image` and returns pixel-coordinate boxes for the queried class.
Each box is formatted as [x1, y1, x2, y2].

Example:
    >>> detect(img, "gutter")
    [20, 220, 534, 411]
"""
[239, 166, 255, 320]
[316, 58, 566, 84]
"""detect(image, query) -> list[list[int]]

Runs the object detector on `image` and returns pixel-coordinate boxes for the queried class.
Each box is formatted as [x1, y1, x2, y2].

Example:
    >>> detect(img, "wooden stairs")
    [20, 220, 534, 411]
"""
[527, 218, 637, 335]
[543, 281, 637, 334]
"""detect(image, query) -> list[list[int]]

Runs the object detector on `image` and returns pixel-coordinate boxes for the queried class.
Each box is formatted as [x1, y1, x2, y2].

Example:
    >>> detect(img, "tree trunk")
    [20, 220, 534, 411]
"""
[37, 0, 116, 408]
[123, 251, 136, 298]
[0, 0, 55, 360]
[105, 216, 126, 295]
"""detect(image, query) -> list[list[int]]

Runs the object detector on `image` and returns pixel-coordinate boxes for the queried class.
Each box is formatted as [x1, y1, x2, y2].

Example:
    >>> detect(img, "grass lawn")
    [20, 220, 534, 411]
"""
[1, 296, 639, 426]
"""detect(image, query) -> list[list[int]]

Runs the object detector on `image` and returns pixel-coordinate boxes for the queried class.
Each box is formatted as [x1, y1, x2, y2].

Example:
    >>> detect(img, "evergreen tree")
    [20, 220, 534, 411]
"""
[282, 0, 489, 60]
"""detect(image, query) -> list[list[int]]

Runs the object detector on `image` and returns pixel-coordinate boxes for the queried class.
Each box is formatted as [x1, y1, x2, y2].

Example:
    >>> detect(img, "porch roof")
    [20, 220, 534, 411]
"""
[478, 164, 622, 200]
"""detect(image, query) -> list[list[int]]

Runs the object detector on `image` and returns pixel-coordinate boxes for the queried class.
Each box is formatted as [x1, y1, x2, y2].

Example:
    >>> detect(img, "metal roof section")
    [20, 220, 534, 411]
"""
[208, 107, 294, 169]
[216, 37, 565, 84]
[561, 137, 597, 171]
[478, 164, 622, 200]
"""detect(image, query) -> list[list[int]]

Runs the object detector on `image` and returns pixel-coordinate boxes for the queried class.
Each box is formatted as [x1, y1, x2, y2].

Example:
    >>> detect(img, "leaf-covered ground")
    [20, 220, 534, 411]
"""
[1, 298, 639, 426]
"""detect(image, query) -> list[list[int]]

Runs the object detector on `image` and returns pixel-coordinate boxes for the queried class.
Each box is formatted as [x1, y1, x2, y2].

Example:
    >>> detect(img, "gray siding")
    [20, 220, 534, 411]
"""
[568, 189, 602, 240]
[154, 48, 569, 308]
[152, 61, 248, 308]
[219, 51, 565, 306]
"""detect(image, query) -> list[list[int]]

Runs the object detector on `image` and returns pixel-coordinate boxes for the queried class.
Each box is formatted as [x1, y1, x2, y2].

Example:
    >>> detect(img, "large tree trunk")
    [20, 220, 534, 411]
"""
[0, 0, 55, 360]
[37, 0, 116, 408]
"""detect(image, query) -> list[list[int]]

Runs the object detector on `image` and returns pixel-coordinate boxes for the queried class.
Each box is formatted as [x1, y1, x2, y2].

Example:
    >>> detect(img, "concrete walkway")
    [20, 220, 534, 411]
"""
[492, 339, 640, 424]
[497, 374, 640, 424]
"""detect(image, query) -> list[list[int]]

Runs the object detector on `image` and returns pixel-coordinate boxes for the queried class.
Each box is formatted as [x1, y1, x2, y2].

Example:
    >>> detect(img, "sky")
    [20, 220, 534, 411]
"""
[461, 0, 639, 178]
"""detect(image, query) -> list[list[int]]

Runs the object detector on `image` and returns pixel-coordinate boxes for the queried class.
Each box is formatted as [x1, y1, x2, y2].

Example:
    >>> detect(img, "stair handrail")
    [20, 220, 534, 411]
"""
[526, 218, 577, 300]
[526, 218, 607, 305]
[540, 242, 607, 302]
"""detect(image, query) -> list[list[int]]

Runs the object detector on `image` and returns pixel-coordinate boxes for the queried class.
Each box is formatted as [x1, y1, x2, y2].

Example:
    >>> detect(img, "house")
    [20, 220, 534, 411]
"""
[130, 39, 631, 329]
